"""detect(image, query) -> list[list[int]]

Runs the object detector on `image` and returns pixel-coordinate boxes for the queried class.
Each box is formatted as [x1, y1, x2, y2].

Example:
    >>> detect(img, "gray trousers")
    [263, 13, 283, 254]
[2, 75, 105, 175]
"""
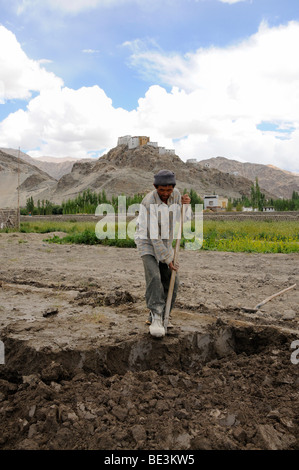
[141, 254, 180, 318]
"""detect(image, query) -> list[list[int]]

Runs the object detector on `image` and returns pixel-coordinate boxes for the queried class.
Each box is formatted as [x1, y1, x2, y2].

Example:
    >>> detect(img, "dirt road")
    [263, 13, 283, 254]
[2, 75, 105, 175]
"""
[0, 231, 298, 450]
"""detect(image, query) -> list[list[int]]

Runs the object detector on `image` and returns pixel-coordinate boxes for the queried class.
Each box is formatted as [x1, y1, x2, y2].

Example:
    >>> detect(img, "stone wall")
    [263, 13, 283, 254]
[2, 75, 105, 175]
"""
[20, 211, 299, 224]
[0, 209, 18, 229]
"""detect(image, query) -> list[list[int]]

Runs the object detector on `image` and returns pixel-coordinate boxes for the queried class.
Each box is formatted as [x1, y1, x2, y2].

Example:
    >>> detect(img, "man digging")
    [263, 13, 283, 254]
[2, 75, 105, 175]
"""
[135, 169, 191, 338]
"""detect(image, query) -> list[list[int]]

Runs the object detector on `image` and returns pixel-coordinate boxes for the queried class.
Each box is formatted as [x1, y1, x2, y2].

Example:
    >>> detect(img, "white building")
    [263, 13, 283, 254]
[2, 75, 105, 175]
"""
[159, 147, 175, 155]
[128, 137, 141, 149]
[118, 135, 149, 149]
[204, 195, 228, 211]
[187, 158, 197, 164]
[204, 195, 218, 210]
[117, 135, 132, 146]
[243, 207, 259, 212]
[117, 135, 175, 154]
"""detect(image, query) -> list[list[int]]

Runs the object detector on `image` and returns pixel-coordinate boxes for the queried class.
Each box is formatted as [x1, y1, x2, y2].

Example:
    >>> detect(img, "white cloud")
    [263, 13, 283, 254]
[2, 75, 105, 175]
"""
[38, 59, 53, 64]
[125, 21, 299, 112]
[0, 85, 135, 157]
[82, 49, 100, 54]
[15, 0, 249, 14]
[124, 21, 299, 171]
[0, 26, 63, 102]
[47, 0, 113, 13]
[1, 21, 299, 172]
[15, 0, 162, 14]
[16, 0, 110, 15]
[218, 0, 247, 4]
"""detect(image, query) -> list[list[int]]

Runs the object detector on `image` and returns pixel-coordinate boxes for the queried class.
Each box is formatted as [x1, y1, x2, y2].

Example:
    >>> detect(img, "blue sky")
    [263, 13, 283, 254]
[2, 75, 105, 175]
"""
[1, 0, 299, 172]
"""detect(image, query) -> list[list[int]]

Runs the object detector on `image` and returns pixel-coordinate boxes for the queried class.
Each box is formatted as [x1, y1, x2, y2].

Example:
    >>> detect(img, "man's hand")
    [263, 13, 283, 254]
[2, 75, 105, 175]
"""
[169, 261, 179, 272]
[181, 194, 191, 205]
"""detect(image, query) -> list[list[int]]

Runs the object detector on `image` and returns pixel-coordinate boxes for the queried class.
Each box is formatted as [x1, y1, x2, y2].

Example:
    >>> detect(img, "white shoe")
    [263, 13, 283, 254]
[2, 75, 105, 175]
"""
[149, 314, 165, 338]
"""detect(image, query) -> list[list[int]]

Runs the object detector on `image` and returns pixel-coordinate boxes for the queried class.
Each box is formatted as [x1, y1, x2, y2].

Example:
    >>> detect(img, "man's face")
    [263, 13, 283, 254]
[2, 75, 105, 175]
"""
[155, 185, 174, 203]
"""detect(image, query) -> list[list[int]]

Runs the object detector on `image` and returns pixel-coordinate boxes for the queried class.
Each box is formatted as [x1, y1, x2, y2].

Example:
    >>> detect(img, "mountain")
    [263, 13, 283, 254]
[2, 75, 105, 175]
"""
[0, 150, 57, 208]
[0, 145, 278, 209]
[30, 156, 94, 180]
[30, 158, 84, 180]
[0, 148, 88, 180]
[47, 144, 276, 204]
[197, 156, 299, 199]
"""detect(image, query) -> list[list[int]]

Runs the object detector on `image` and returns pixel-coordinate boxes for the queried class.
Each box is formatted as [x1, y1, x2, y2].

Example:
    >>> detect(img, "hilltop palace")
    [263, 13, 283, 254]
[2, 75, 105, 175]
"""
[117, 135, 175, 156]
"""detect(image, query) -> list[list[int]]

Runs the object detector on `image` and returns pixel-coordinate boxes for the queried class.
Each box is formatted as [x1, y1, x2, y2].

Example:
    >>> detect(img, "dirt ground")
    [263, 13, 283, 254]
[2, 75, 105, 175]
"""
[0, 231, 298, 451]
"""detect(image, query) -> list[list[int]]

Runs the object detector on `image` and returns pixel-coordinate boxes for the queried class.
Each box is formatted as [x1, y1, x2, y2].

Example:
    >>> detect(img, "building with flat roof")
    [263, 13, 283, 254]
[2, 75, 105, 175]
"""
[117, 136, 175, 154]
[204, 195, 228, 211]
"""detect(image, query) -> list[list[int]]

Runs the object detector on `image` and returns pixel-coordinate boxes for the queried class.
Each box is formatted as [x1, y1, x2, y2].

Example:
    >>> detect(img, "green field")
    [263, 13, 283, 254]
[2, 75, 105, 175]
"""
[201, 219, 299, 253]
[8, 218, 298, 254]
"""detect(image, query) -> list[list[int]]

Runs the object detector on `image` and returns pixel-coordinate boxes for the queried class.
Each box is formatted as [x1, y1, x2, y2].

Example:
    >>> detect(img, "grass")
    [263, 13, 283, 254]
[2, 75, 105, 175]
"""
[19, 220, 96, 234]
[201, 220, 299, 253]
[1, 219, 298, 253]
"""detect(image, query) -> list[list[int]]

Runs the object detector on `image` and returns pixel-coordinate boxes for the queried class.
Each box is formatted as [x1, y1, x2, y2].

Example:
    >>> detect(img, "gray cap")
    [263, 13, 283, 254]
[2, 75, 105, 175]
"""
[154, 169, 176, 186]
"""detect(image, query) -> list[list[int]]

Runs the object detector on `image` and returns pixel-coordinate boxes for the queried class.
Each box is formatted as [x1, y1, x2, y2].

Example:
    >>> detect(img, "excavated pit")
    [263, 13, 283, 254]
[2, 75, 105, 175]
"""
[1, 320, 299, 451]
[1, 234, 299, 450]
[0, 322, 294, 379]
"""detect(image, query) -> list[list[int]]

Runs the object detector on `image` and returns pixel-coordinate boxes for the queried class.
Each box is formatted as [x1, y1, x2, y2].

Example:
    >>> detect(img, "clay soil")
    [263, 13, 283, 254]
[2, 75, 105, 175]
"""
[0, 231, 299, 451]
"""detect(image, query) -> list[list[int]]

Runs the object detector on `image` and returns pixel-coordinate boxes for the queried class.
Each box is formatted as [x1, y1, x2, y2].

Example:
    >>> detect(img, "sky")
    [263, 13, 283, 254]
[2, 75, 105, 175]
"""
[0, 0, 299, 172]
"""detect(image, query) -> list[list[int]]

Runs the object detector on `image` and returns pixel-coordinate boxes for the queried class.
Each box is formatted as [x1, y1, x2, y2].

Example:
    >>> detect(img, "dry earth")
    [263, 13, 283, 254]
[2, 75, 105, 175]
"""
[0, 231, 299, 451]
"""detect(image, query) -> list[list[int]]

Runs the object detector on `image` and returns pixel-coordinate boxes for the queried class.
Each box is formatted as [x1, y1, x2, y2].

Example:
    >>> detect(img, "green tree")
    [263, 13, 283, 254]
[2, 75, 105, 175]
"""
[26, 196, 35, 214]
[250, 177, 265, 211]
[226, 198, 233, 211]
[189, 188, 203, 211]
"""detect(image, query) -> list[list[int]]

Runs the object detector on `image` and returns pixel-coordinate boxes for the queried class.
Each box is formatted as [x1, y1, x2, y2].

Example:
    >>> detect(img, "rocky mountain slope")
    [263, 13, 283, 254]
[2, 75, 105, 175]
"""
[0, 148, 84, 180]
[50, 144, 275, 204]
[27, 157, 77, 181]
[197, 156, 299, 199]
[1, 145, 278, 208]
[0, 150, 57, 208]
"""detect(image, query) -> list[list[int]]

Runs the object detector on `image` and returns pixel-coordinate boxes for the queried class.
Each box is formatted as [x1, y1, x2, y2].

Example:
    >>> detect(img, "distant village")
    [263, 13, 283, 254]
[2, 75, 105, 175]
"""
[202, 195, 274, 212]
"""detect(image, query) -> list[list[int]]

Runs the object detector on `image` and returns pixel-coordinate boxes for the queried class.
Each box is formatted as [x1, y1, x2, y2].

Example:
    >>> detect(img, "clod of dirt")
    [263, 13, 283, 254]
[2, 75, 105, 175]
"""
[43, 308, 59, 318]
[73, 289, 136, 307]
[40, 361, 70, 384]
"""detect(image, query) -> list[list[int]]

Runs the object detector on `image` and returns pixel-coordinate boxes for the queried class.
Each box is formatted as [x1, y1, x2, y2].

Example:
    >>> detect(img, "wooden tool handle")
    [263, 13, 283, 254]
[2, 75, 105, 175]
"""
[164, 204, 184, 332]
[254, 283, 296, 309]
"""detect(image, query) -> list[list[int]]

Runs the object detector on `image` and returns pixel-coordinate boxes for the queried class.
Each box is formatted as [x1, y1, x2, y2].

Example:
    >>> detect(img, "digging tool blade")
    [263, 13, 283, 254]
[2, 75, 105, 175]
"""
[241, 283, 296, 314]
